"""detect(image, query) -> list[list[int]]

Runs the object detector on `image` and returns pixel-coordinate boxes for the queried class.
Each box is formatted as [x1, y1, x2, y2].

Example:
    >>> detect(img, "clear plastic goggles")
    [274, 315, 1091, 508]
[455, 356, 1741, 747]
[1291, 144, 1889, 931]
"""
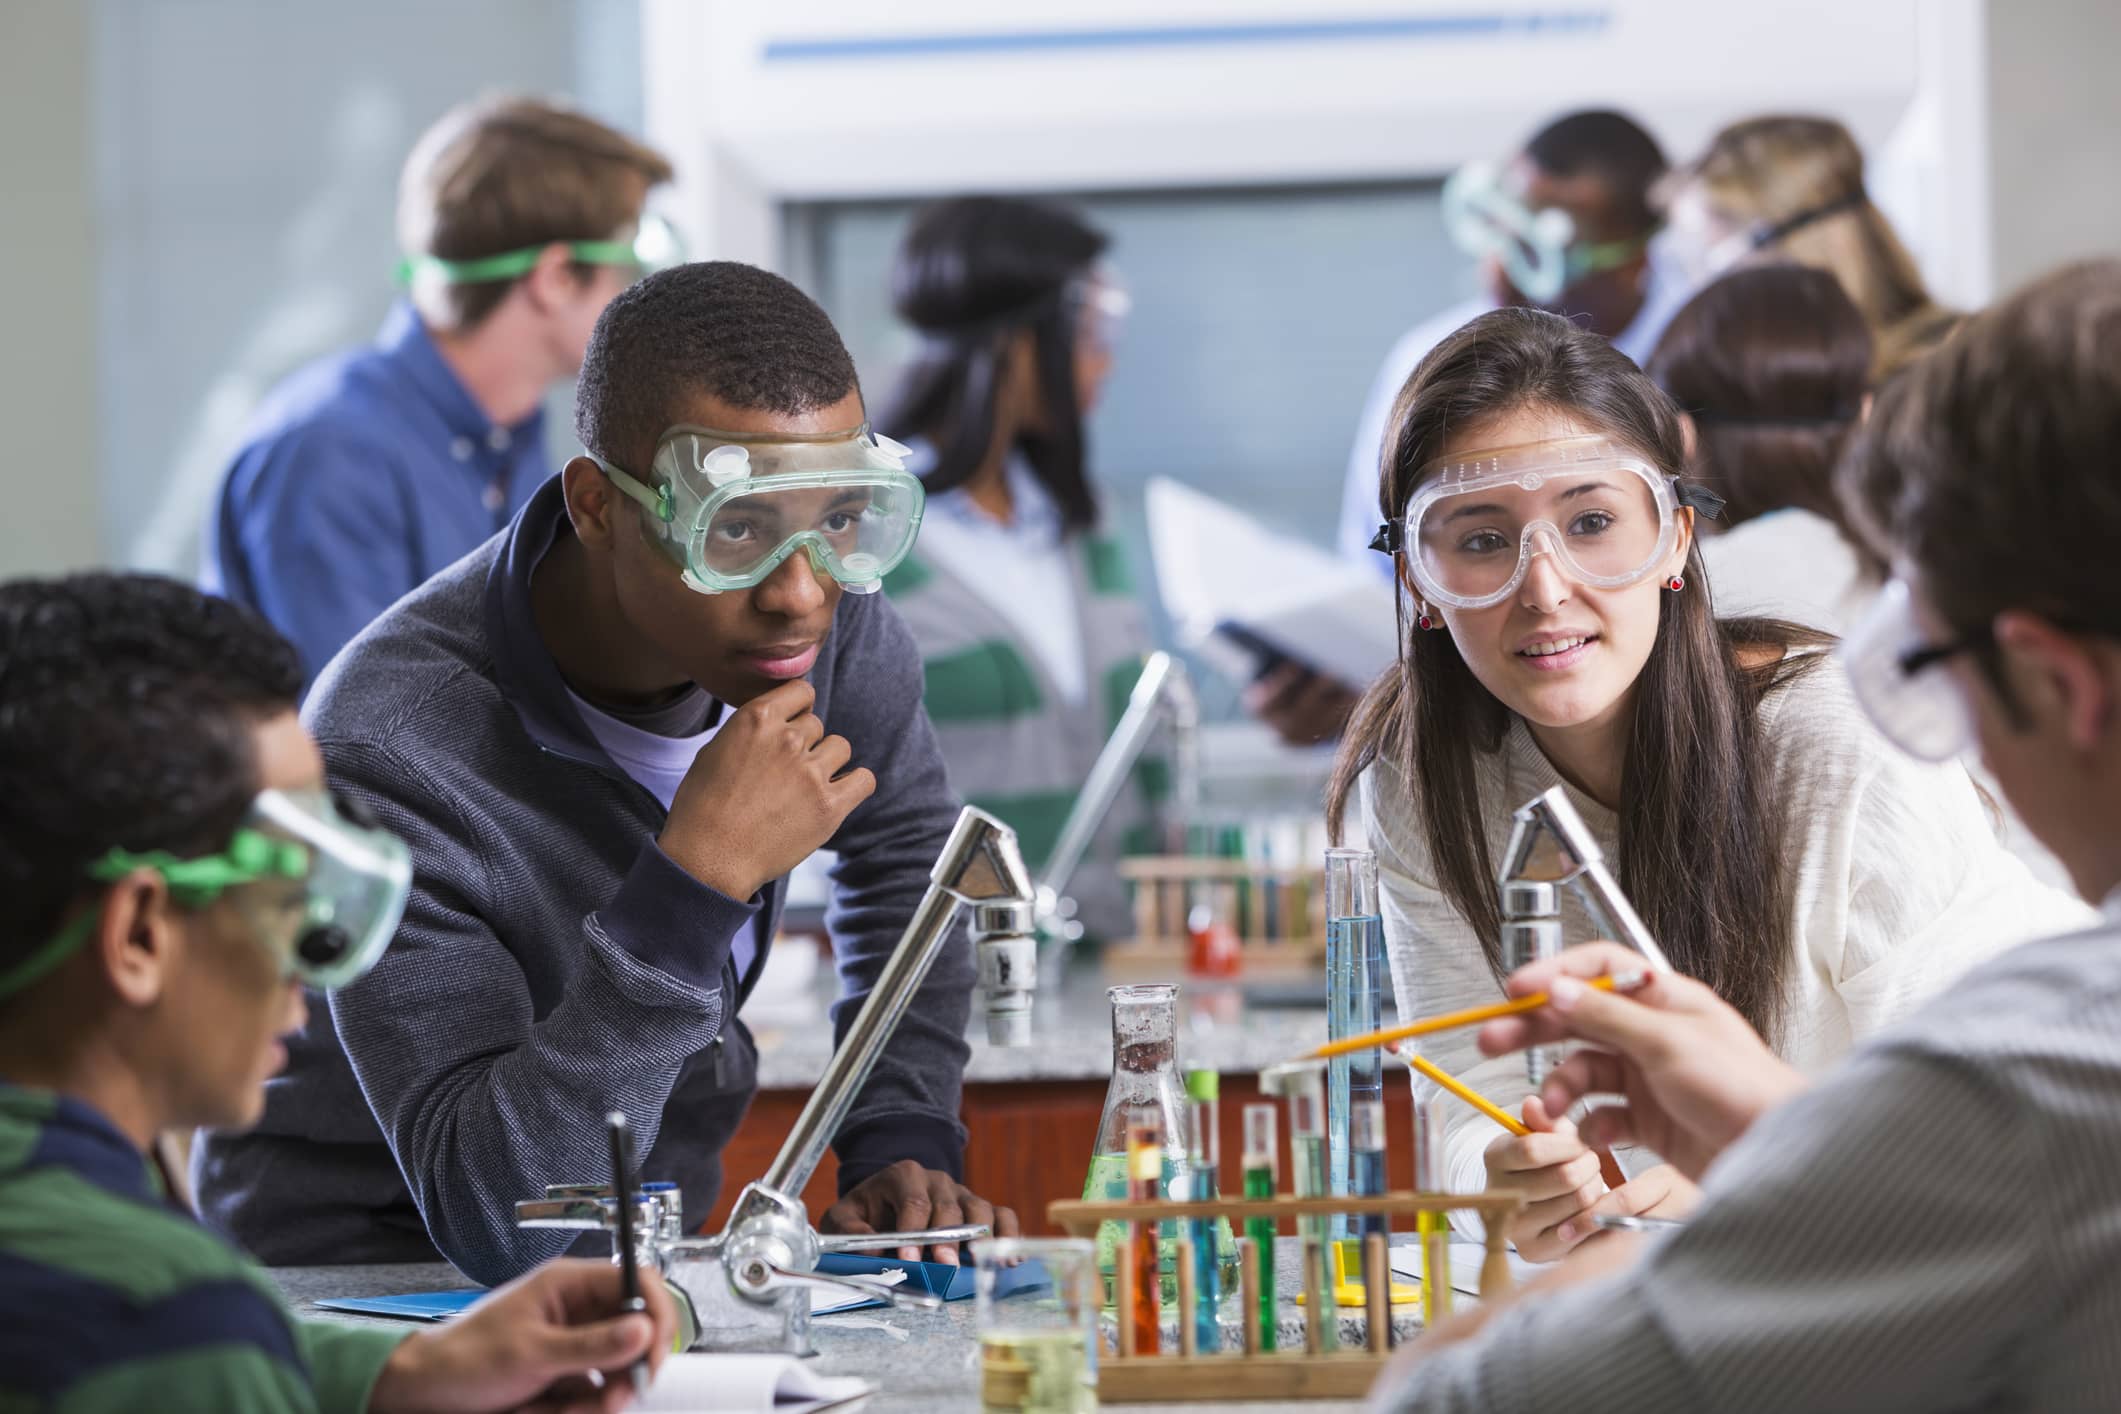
[595, 424, 925, 596]
[0, 788, 412, 1001]
[236, 789, 414, 989]
[1441, 160, 1648, 305]
[1069, 270, 1133, 353]
[1378, 436, 1682, 611]
[1838, 579, 1975, 762]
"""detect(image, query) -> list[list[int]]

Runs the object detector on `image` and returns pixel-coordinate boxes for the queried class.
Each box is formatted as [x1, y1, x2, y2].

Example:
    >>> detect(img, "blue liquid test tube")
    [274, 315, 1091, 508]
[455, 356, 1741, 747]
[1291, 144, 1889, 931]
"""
[1185, 1068, 1221, 1353]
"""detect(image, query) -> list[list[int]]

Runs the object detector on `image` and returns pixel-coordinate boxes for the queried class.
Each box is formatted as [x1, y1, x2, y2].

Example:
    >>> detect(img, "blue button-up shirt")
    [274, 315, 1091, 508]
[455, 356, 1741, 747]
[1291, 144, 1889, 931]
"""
[201, 301, 552, 687]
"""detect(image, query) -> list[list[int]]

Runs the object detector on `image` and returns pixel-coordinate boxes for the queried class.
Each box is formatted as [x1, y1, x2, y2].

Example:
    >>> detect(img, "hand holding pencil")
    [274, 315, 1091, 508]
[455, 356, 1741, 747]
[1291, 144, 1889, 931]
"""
[1474, 942, 1810, 1181]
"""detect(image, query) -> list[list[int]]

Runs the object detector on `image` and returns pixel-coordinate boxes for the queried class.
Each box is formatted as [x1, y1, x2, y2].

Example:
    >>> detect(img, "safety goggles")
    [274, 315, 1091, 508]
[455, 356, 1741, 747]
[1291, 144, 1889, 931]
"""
[1069, 271, 1133, 354]
[394, 213, 685, 289]
[1441, 160, 1649, 306]
[1370, 436, 1699, 611]
[1839, 579, 1977, 762]
[0, 789, 413, 1002]
[1660, 187, 1869, 289]
[594, 424, 925, 596]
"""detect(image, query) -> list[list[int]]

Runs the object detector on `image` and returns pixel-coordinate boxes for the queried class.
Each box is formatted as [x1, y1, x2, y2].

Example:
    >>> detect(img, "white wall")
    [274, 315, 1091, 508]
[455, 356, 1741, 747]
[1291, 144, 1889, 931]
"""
[0, 0, 100, 575]
[646, 0, 1928, 270]
[1986, 0, 2121, 294]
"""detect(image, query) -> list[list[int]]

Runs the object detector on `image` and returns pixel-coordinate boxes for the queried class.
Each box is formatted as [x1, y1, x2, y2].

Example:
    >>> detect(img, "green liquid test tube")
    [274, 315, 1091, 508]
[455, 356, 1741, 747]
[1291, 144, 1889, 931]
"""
[1241, 1103, 1278, 1352]
[1265, 1059, 1336, 1352]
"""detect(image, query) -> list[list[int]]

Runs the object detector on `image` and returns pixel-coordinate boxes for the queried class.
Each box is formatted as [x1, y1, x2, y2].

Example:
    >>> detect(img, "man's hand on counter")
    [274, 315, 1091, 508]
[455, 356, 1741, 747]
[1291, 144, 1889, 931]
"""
[820, 1158, 1020, 1265]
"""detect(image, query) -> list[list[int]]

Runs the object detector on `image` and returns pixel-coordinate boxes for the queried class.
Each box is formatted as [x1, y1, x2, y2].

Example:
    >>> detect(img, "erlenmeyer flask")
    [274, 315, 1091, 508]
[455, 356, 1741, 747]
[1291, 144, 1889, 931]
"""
[1081, 984, 1236, 1305]
[1083, 985, 1189, 1300]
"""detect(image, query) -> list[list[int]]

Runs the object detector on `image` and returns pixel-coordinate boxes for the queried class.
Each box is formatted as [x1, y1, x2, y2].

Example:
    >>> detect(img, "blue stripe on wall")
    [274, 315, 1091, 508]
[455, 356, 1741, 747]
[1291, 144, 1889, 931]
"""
[763, 12, 1610, 64]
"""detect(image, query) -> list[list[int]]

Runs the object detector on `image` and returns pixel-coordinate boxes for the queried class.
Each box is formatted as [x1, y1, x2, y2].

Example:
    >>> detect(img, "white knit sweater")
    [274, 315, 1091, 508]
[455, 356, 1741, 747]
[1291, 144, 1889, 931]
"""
[1358, 657, 2097, 1209]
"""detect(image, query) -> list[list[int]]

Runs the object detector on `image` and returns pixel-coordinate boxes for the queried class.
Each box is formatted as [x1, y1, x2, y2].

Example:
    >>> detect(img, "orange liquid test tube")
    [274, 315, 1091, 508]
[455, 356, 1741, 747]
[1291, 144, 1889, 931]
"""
[1125, 1106, 1164, 1355]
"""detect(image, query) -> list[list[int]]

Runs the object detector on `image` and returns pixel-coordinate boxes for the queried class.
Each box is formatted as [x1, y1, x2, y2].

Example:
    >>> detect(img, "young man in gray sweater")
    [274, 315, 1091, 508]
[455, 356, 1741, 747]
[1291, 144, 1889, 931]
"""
[197, 261, 1016, 1285]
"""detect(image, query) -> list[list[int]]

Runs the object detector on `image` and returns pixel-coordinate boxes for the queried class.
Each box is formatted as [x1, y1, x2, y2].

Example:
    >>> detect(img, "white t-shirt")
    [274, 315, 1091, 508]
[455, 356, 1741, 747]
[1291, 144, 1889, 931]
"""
[1357, 658, 2096, 1218]
[567, 686, 760, 980]
[901, 442, 1088, 703]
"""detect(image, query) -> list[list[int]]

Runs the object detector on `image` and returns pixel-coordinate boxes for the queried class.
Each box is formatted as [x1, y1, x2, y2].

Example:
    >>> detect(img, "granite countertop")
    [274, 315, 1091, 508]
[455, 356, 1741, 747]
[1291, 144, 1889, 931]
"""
[745, 962, 1332, 1090]
[273, 1235, 1440, 1413]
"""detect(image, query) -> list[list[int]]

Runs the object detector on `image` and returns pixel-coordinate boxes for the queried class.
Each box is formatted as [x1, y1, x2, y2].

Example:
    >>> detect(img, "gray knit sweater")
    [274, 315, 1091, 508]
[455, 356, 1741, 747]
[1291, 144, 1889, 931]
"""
[194, 478, 973, 1284]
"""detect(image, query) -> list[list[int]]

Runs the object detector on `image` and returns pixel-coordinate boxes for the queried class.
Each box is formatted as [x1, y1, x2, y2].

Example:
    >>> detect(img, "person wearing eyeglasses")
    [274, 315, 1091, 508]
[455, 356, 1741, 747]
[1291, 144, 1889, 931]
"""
[1370, 258, 2121, 1414]
[877, 196, 1163, 944]
[0, 574, 681, 1413]
[202, 96, 676, 689]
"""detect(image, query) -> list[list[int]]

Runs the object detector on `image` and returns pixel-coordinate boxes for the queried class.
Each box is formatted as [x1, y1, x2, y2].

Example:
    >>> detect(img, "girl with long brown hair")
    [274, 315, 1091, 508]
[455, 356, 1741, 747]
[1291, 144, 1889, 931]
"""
[1329, 306, 2086, 1261]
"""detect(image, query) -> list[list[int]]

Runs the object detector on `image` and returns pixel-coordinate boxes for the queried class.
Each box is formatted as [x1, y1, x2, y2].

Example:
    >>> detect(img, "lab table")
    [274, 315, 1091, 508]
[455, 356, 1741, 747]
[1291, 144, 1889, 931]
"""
[272, 1235, 1433, 1412]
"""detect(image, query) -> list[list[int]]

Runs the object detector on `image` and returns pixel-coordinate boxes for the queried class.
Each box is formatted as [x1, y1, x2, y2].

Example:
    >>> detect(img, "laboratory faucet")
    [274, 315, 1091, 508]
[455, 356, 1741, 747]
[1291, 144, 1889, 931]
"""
[515, 807, 1039, 1354]
[1035, 650, 1201, 946]
[1498, 785, 1673, 974]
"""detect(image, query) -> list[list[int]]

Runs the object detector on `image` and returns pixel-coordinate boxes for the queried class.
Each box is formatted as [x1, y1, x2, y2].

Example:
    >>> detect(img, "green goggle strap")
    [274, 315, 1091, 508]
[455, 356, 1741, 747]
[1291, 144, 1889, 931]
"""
[395, 237, 645, 289]
[595, 458, 677, 525]
[0, 831, 310, 1002]
[1569, 232, 1653, 280]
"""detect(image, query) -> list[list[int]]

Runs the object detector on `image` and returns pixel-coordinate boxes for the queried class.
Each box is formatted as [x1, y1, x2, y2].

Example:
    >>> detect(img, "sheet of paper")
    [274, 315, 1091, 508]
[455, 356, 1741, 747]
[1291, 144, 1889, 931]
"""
[811, 1265, 906, 1314]
[1146, 477, 1399, 687]
[1388, 1240, 1543, 1298]
[636, 1352, 874, 1413]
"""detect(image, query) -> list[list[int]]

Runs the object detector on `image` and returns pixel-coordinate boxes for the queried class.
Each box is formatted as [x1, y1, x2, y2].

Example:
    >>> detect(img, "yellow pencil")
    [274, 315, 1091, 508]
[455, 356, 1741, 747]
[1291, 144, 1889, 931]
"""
[1406, 1052, 1529, 1137]
[1310, 971, 1644, 1061]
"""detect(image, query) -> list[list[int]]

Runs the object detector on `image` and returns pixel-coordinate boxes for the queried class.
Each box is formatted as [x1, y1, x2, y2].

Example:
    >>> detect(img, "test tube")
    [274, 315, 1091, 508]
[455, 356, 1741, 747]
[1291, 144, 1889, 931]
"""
[1263, 1060, 1337, 1351]
[1184, 1070, 1221, 1354]
[1125, 1105, 1164, 1355]
[1240, 1103, 1278, 1352]
[1410, 1068, 1452, 1325]
[1350, 1097, 1388, 1239]
[1499, 881, 1564, 1087]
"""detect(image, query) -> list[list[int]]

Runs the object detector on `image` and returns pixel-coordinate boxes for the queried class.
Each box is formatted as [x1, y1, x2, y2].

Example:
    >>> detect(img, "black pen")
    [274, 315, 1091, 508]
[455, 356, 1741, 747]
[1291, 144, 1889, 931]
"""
[608, 1111, 650, 1399]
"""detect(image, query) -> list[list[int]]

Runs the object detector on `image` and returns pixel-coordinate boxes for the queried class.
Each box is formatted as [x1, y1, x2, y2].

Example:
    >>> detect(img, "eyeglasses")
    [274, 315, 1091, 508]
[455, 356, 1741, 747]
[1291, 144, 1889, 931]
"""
[1839, 581, 1981, 762]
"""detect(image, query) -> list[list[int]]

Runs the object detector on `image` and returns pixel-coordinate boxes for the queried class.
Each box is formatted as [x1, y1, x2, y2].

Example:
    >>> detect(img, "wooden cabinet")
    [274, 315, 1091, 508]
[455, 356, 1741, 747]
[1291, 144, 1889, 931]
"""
[707, 1075, 1419, 1234]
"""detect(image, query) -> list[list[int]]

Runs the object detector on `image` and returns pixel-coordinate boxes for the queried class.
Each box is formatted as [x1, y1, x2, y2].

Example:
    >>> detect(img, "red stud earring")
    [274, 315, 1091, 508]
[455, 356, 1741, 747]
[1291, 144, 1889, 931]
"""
[1665, 575, 1686, 592]
[1416, 607, 1443, 631]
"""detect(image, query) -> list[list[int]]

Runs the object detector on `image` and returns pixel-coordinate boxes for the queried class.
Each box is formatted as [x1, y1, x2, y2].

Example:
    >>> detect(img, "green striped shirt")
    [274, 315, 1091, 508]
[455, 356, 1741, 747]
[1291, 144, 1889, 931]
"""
[0, 1085, 404, 1412]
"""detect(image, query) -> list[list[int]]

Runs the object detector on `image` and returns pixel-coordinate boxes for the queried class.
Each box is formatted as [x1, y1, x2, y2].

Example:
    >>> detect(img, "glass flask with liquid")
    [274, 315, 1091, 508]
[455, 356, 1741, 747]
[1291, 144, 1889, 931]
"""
[1325, 847, 1386, 1248]
[1081, 984, 1236, 1303]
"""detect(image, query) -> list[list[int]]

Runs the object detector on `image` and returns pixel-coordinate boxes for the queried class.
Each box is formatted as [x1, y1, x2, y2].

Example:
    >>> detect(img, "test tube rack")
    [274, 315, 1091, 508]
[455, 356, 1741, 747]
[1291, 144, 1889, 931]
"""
[1046, 1189, 1524, 1402]
[1112, 856, 1327, 973]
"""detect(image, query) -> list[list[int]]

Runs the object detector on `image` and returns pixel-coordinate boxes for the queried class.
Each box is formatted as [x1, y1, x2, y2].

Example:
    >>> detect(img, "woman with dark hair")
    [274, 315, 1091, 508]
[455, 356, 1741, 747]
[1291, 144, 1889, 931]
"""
[878, 196, 1157, 941]
[1646, 264, 1877, 631]
[1328, 307, 2086, 1261]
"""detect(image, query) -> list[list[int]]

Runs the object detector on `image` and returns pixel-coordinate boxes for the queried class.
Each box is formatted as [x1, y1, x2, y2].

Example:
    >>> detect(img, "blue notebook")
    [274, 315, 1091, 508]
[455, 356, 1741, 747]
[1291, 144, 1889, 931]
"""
[817, 1252, 1051, 1302]
[313, 1290, 484, 1322]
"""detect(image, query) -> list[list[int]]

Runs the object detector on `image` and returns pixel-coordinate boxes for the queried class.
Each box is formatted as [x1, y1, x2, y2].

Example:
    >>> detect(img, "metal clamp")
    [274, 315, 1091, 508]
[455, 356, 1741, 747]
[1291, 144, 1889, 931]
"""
[515, 807, 1031, 1356]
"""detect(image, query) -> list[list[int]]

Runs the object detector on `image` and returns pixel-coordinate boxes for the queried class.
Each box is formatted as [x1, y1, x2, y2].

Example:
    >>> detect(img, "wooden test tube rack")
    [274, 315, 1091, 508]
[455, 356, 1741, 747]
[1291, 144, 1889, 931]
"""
[1046, 1190, 1526, 1403]
[1110, 856, 1328, 973]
